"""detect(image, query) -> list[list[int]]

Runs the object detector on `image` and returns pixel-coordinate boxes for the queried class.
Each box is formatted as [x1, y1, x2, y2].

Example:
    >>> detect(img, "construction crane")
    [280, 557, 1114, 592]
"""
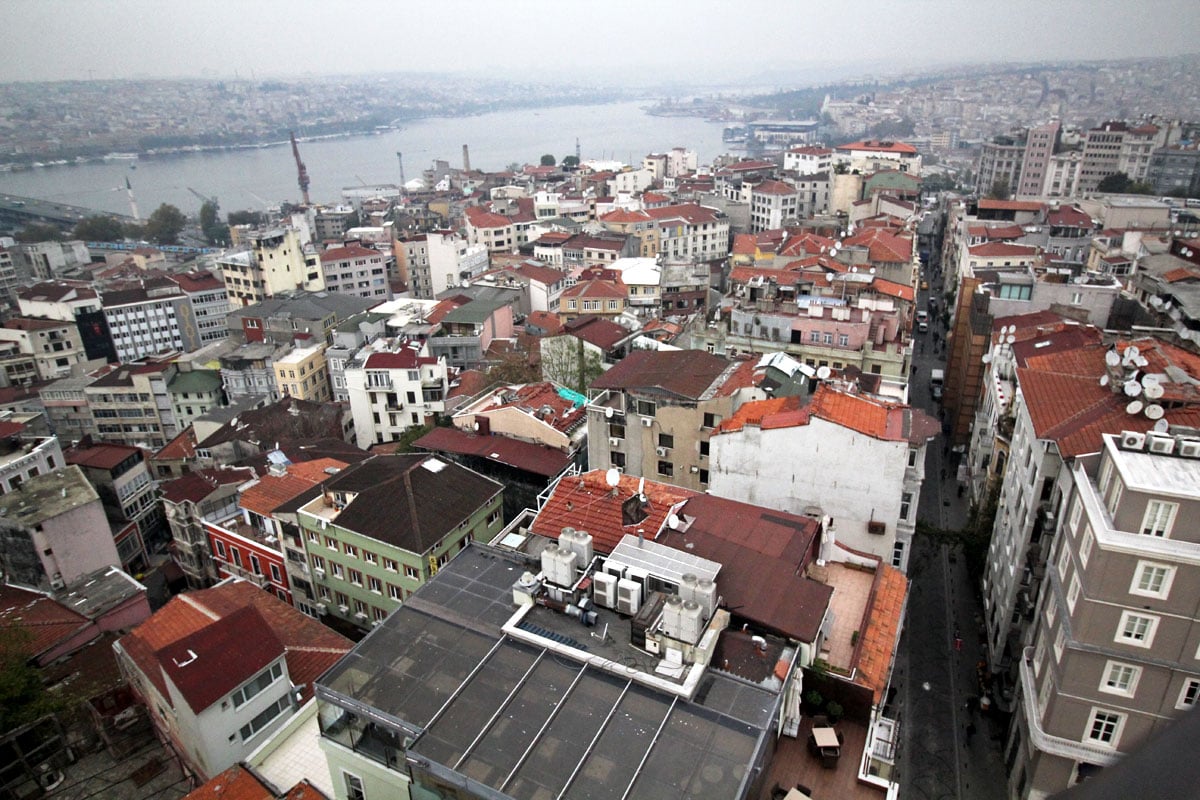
[187, 187, 217, 206]
[124, 176, 141, 222]
[290, 131, 311, 206]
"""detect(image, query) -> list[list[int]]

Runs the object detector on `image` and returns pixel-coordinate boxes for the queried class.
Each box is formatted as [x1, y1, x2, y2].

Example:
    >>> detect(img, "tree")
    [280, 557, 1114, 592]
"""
[539, 154, 556, 167]
[986, 177, 1011, 200]
[540, 336, 604, 393]
[143, 203, 186, 245]
[486, 349, 540, 386]
[1097, 172, 1132, 193]
[14, 223, 63, 243]
[562, 155, 580, 169]
[73, 215, 124, 242]
[199, 200, 228, 245]
[0, 627, 63, 731]
[227, 209, 265, 227]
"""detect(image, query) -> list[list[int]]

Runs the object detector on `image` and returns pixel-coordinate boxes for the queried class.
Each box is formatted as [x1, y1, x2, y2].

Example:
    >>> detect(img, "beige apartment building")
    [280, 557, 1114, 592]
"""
[272, 343, 330, 402]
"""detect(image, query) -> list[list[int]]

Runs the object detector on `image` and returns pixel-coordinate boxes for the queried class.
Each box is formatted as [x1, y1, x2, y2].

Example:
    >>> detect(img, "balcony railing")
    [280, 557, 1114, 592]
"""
[1019, 647, 1122, 767]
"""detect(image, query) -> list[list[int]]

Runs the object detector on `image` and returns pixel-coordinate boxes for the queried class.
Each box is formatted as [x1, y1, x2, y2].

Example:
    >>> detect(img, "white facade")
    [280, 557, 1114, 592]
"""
[427, 232, 489, 297]
[709, 415, 924, 572]
[104, 295, 188, 361]
[344, 342, 449, 448]
[784, 148, 833, 175]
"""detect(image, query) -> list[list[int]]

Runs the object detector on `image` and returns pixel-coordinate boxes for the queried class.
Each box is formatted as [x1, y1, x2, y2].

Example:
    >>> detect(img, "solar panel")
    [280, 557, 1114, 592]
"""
[608, 534, 720, 584]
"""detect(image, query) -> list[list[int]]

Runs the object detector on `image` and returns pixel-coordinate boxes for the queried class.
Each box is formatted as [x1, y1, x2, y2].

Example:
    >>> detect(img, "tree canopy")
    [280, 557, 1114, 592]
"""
[987, 177, 1011, 201]
[539, 154, 556, 166]
[73, 215, 125, 242]
[199, 200, 229, 245]
[14, 223, 64, 243]
[1096, 172, 1155, 195]
[227, 209, 266, 227]
[562, 155, 580, 169]
[143, 203, 187, 245]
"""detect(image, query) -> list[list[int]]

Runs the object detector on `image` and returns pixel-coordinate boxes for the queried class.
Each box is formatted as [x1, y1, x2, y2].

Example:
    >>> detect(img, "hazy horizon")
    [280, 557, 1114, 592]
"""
[6, 0, 1200, 86]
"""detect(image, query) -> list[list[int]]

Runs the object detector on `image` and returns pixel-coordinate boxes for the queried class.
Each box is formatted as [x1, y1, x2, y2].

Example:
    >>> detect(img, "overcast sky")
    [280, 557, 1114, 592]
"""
[5, 0, 1199, 84]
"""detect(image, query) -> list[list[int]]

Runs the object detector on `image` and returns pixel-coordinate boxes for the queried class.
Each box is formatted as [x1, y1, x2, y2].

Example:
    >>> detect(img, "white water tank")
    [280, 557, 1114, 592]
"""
[679, 600, 704, 644]
[679, 573, 699, 603]
[694, 579, 718, 617]
[662, 593, 684, 639]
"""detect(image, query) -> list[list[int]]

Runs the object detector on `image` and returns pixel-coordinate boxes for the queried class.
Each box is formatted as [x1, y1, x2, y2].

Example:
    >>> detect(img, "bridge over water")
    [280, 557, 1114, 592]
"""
[0, 192, 134, 233]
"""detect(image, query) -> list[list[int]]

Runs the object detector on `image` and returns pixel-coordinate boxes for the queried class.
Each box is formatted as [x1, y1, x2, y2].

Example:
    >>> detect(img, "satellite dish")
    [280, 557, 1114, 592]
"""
[1099, 374, 1109, 387]
[1154, 418, 1170, 433]
[830, 247, 839, 257]
[1006, 335, 1016, 345]
[1145, 404, 1164, 420]
[1126, 400, 1143, 415]
[667, 513, 680, 530]
[605, 468, 620, 487]
[1144, 382, 1164, 399]
[816, 365, 832, 380]
[1104, 350, 1121, 367]
[1123, 380, 1143, 397]
[826, 272, 834, 283]
[1127, 345, 1141, 360]
[473, 421, 480, 431]
[982, 353, 993, 364]
[605, 406, 614, 418]
[1134, 356, 1149, 368]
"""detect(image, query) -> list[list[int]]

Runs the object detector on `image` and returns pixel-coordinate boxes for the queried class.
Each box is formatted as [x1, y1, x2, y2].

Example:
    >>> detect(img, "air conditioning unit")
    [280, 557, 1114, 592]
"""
[1149, 435, 1175, 455]
[338, 605, 350, 614]
[1178, 440, 1200, 458]
[49, 577, 65, 591]
[315, 603, 328, 615]
[609, 437, 621, 447]
[592, 571, 618, 609]
[656, 446, 669, 457]
[867, 520, 886, 535]
[354, 612, 368, 620]
[313, 567, 325, 578]
[641, 417, 653, 427]
[616, 579, 642, 615]
[690, 466, 700, 473]
[320, 519, 329, 530]
[1121, 431, 1146, 450]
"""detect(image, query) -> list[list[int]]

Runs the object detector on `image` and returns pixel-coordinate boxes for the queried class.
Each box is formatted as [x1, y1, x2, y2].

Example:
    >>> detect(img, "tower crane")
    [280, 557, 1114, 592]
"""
[187, 187, 217, 206]
[290, 131, 311, 206]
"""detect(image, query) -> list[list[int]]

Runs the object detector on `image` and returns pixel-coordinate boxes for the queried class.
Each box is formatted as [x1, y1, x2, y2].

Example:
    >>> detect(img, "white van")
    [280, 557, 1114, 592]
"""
[930, 368, 945, 400]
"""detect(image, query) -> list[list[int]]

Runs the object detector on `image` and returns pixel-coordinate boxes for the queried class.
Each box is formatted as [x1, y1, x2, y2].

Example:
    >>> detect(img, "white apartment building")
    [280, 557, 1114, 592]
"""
[784, 146, 833, 175]
[319, 244, 391, 301]
[101, 282, 195, 362]
[344, 339, 450, 448]
[427, 230, 488, 297]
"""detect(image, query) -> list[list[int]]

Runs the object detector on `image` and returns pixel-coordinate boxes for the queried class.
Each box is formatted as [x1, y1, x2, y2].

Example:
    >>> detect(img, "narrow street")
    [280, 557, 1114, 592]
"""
[895, 244, 1009, 799]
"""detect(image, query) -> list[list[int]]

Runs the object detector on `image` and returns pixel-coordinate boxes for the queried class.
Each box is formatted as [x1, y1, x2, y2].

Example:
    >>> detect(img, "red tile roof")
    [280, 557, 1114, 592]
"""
[154, 427, 198, 461]
[118, 580, 352, 711]
[600, 209, 653, 224]
[171, 270, 226, 293]
[978, 199, 1045, 212]
[463, 206, 513, 229]
[182, 765, 274, 800]
[160, 467, 255, 505]
[590, 349, 732, 400]
[659, 494, 832, 642]
[0, 586, 89, 661]
[157, 606, 283, 713]
[560, 316, 630, 350]
[319, 244, 381, 262]
[526, 311, 564, 335]
[3, 316, 69, 331]
[531, 470, 697, 553]
[842, 228, 912, 263]
[1162, 267, 1200, 283]
[718, 385, 937, 443]
[0, 420, 25, 439]
[413, 427, 573, 477]
[967, 224, 1024, 240]
[1047, 205, 1093, 228]
[853, 565, 908, 704]
[642, 203, 722, 225]
[837, 140, 918, 155]
[65, 441, 141, 470]
[560, 279, 626, 300]
[754, 180, 798, 196]
[968, 242, 1040, 258]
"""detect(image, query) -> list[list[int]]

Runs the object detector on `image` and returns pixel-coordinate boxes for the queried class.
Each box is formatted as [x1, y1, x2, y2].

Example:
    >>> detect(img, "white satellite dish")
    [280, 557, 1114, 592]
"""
[1154, 418, 1170, 433]
[1104, 350, 1121, 367]
[667, 513, 680, 530]
[1099, 374, 1109, 387]
[1126, 400, 1143, 415]
[1123, 380, 1143, 397]
[1006, 335, 1016, 345]
[1144, 382, 1164, 399]
[1127, 345, 1141, 360]
[983, 353, 993, 364]
[1145, 404, 1164, 420]
[604, 406, 614, 419]
[473, 421, 480, 431]
[816, 365, 832, 380]
[605, 468, 620, 487]
[1134, 356, 1149, 368]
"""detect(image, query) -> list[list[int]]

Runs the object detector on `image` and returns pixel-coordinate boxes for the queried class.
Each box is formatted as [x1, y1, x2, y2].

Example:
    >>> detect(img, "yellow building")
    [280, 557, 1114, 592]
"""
[272, 343, 330, 402]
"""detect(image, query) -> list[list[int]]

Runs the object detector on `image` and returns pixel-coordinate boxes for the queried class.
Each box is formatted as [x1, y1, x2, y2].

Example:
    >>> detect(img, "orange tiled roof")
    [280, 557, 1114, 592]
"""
[181, 765, 273, 800]
[977, 199, 1045, 212]
[853, 565, 908, 704]
[1162, 267, 1200, 283]
[530, 470, 697, 553]
[0, 586, 89, 662]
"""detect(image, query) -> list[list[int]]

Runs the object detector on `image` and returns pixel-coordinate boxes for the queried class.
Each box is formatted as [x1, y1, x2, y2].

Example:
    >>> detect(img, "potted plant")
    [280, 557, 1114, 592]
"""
[826, 701, 844, 723]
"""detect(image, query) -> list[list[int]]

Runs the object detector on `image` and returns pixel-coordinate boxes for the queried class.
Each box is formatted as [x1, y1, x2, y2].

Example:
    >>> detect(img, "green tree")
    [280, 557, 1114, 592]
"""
[1097, 172, 1132, 193]
[986, 177, 1011, 200]
[143, 203, 187, 245]
[0, 627, 63, 731]
[539, 154, 556, 167]
[562, 155, 580, 169]
[486, 350, 541, 386]
[227, 209, 265, 227]
[73, 215, 124, 241]
[540, 336, 603, 393]
[14, 223, 64, 243]
[199, 200, 229, 245]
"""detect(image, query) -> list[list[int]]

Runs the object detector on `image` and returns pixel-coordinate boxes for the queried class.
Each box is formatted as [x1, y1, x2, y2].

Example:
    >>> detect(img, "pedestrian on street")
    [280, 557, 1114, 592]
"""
[965, 723, 976, 744]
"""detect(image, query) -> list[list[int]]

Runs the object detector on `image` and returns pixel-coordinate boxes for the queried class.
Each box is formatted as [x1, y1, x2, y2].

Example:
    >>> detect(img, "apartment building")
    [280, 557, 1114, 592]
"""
[65, 439, 162, 571]
[272, 343, 330, 402]
[160, 466, 255, 588]
[171, 270, 231, 345]
[784, 145, 833, 175]
[38, 374, 98, 443]
[296, 454, 504, 631]
[1010, 430, 1200, 798]
[219, 228, 324, 308]
[85, 361, 177, 450]
[344, 339, 449, 448]
[1016, 120, 1061, 199]
[100, 278, 198, 361]
[586, 349, 764, 492]
[167, 366, 224, 432]
[0, 420, 64, 495]
[318, 244, 391, 301]
[0, 316, 86, 381]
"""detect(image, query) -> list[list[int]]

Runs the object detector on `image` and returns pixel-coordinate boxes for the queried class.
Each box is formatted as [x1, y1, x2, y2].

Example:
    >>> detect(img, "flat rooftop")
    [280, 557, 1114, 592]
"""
[317, 544, 781, 800]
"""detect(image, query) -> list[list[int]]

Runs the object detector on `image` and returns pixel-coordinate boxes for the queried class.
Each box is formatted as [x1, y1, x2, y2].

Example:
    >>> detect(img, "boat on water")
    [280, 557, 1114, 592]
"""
[103, 152, 140, 161]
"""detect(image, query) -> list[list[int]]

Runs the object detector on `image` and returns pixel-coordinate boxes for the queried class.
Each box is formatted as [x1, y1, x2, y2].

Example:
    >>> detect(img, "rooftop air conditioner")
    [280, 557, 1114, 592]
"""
[1121, 431, 1146, 450]
[1178, 440, 1200, 458]
[313, 567, 325, 578]
[1149, 435, 1175, 455]
[641, 417, 653, 427]
[338, 605, 350, 614]
[49, 577, 65, 590]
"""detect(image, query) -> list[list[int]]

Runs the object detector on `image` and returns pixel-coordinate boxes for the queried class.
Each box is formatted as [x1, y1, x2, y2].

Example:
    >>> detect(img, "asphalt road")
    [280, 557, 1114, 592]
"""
[895, 255, 1010, 800]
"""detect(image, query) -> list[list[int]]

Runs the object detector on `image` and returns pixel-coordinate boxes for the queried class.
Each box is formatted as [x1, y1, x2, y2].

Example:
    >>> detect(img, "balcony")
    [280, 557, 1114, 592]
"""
[587, 389, 625, 417]
[1019, 647, 1122, 767]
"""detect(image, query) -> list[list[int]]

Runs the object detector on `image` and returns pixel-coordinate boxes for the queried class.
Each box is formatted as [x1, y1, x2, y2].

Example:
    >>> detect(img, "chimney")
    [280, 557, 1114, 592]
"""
[462, 145, 471, 173]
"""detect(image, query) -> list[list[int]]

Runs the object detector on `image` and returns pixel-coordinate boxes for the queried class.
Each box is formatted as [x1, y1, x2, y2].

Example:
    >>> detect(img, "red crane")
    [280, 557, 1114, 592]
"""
[290, 131, 311, 206]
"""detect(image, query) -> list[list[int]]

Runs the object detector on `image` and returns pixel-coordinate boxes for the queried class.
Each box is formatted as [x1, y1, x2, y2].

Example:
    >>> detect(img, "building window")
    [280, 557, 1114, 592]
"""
[657, 461, 674, 477]
[405, 565, 421, 580]
[240, 696, 289, 742]
[331, 563, 344, 580]
[383, 558, 398, 572]
[838, 334, 849, 347]
[388, 583, 402, 600]
[892, 540, 905, 568]
[250, 555, 262, 576]
[899, 492, 913, 520]
[810, 331, 821, 343]
[270, 563, 282, 582]
[311, 555, 325, 571]
[214, 540, 226, 558]
[658, 433, 674, 449]
[1080, 525, 1094, 567]
[1140, 501, 1177, 537]
[232, 662, 284, 708]
[1067, 574, 1082, 613]
[1054, 626, 1066, 662]
[344, 544, 358, 558]
[699, 468, 709, 484]
[1084, 708, 1124, 748]
[344, 773, 367, 800]
[1130, 561, 1173, 599]
[325, 536, 338, 550]
[348, 569, 363, 586]
[368, 576, 382, 593]
[363, 550, 377, 565]
[1100, 661, 1140, 697]
[1116, 611, 1158, 648]
[1178, 679, 1200, 710]
[231, 548, 242, 568]
[1106, 478, 1123, 517]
